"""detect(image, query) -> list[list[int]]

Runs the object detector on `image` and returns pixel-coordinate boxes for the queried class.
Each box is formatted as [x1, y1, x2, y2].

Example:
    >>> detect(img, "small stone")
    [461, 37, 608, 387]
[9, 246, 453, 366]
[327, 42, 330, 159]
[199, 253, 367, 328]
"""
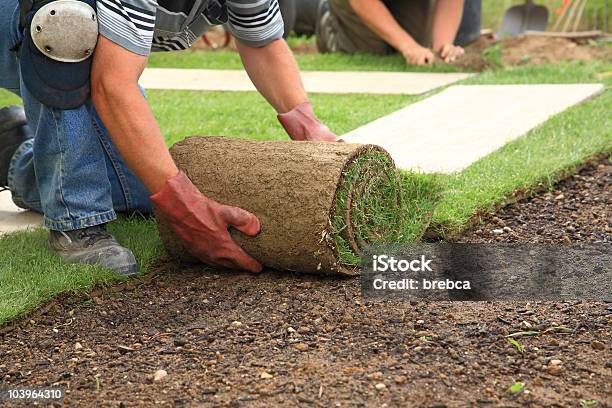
[297, 326, 310, 334]
[503, 226, 513, 232]
[74, 342, 83, 350]
[287, 327, 296, 333]
[153, 369, 167, 382]
[294, 343, 309, 352]
[174, 336, 188, 347]
[117, 345, 135, 354]
[367, 372, 383, 381]
[231, 321, 242, 328]
[550, 359, 562, 366]
[492, 229, 504, 235]
[555, 193, 565, 200]
[547, 365, 562, 376]
[394, 376, 407, 385]
[260, 371, 273, 379]
[591, 341, 605, 351]
[375, 383, 386, 391]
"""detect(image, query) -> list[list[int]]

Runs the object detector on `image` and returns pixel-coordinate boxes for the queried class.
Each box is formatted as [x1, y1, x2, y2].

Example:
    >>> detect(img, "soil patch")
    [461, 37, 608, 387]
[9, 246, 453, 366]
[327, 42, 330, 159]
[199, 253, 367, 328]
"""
[460, 158, 610, 243]
[456, 34, 612, 71]
[0, 160, 610, 407]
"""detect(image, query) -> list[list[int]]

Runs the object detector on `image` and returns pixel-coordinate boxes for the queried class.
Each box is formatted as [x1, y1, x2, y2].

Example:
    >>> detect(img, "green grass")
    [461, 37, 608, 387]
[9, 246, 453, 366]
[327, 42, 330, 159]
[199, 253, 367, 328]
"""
[329, 150, 442, 266]
[148, 49, 465, 72]
[150, 91, 418, 145]
[0, 54, 610, 324]
[0, 217, 163, 323]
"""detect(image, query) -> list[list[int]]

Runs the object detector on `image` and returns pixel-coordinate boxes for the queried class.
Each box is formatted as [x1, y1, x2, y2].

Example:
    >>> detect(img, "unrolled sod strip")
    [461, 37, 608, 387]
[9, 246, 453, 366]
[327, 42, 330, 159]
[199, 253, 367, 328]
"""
[156, 137, 405, 275]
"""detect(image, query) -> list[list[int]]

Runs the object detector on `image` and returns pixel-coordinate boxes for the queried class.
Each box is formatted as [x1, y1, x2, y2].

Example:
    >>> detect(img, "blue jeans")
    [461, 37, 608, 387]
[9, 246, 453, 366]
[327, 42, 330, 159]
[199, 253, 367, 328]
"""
[0, 0, 152, 231]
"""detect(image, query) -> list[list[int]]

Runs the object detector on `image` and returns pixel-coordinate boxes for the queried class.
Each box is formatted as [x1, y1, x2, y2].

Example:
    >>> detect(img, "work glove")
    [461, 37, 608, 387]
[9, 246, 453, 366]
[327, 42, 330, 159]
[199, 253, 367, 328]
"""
[278, 102, 342, 142]
[151, 172, 262, 273]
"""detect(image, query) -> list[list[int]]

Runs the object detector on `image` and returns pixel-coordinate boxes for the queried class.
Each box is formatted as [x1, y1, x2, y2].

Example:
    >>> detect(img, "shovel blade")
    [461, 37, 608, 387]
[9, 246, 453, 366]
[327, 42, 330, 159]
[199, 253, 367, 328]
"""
[498, 3, 549, 39]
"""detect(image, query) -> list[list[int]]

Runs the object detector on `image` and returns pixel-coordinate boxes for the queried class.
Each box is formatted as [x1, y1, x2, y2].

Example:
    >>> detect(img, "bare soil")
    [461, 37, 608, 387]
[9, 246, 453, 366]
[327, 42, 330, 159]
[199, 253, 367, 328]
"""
[0, 160, 610, 407]
[456, 34, 612, 71]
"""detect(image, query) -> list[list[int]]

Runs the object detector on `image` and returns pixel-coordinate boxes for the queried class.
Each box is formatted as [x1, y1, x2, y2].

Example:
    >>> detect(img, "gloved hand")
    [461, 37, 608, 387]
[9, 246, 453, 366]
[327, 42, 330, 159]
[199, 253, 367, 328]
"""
[151, 172, 262, 273]
[278, 102, 342, 142]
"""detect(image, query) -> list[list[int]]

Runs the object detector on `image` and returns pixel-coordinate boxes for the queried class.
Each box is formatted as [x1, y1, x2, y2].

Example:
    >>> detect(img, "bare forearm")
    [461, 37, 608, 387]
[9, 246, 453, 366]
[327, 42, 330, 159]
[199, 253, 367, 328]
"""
[91, 36, 178, 194]
[236, 39, 307, 113]
[432, 0, 464, 51]
[349, 0, 418, 53]
[92, 84, 178, 194]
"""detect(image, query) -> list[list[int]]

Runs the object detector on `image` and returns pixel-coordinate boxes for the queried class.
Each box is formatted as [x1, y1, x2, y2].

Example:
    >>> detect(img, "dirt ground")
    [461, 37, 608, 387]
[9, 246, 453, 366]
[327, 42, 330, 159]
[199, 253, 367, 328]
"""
[452, 34, 612, 71]
[0, 159, 610, 406]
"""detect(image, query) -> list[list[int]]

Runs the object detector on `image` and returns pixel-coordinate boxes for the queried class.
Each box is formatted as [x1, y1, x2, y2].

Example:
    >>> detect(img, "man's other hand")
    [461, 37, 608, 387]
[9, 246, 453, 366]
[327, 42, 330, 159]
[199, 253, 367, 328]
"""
[151, 172, 263, 273]
[437, 44, 465, 63]
[401, 46, 435, 66]
[278, 102, 341, 142]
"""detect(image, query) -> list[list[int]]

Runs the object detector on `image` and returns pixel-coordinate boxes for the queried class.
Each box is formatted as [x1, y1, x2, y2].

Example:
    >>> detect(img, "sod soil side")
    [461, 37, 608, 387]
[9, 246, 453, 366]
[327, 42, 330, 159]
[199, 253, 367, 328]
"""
[0, 160, 609, 407]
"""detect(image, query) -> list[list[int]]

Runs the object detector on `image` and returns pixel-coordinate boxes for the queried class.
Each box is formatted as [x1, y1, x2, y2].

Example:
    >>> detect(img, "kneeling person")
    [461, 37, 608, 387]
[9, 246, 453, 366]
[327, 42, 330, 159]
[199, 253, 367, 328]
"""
[0, 0, 337, 276]
[316, 0, 481, 65]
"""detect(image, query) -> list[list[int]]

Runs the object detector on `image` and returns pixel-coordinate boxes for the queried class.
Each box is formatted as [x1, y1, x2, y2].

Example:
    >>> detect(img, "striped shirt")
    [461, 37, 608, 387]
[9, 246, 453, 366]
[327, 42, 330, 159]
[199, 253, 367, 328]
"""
[97, 0, 284, 56]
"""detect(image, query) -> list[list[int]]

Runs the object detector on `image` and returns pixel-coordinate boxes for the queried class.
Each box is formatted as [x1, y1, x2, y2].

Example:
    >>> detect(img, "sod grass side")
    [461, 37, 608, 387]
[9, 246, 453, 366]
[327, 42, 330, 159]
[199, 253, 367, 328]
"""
[0, 59, 610, 324]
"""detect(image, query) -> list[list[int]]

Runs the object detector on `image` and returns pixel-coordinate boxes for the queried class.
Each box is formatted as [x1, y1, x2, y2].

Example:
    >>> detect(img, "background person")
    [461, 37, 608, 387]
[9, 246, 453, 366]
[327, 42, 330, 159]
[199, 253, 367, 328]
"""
[315, 0, 482, 65]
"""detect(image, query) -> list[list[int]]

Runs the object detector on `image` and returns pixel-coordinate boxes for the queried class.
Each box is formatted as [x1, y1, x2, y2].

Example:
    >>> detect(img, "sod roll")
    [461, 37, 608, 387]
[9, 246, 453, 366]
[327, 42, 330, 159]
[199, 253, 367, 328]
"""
[156, 136, 403, 275]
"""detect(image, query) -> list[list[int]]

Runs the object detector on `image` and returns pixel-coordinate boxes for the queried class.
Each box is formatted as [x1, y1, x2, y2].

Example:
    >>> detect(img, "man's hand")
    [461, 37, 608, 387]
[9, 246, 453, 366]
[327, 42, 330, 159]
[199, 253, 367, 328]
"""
[151, 172, 262, 273]
[401, 46, 435, 66]
[437, 44, 465, 63]
[278, 102, 341, 142]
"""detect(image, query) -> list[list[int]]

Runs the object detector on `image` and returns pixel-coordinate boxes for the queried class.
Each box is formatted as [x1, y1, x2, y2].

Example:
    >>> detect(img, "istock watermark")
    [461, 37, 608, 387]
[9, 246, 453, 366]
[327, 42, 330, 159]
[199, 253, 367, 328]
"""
[361, 244, 611, 301]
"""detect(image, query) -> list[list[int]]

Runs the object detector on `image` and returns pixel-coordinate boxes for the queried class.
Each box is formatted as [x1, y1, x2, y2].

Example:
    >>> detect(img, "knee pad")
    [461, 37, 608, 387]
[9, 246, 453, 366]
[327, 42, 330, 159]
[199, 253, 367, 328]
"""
[19, 0, 98, 109]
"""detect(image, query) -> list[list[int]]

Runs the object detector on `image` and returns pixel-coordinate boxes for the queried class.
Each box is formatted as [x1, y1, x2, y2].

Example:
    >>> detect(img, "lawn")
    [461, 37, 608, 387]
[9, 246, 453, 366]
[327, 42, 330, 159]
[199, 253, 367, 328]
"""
[0, 50, 610, 323]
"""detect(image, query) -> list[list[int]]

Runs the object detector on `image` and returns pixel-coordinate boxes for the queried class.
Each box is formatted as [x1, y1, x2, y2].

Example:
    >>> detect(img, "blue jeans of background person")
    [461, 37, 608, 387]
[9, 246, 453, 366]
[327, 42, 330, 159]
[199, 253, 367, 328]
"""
[0, 0, 152, 231]
[455, 0, 482, 46]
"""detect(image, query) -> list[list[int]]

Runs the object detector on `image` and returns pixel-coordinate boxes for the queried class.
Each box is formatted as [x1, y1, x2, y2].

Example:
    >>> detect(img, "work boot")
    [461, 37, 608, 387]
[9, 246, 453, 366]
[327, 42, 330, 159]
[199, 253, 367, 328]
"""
[0, 105, 33, 188]
[48, 224, 139, 276]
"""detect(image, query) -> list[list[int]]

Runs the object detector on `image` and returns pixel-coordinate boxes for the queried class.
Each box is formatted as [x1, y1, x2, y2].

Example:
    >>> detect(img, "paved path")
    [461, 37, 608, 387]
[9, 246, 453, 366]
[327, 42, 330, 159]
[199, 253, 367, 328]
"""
[141, 68, 472, 95]
[342, 84, 604, 173]
[0, 190, 42, 235]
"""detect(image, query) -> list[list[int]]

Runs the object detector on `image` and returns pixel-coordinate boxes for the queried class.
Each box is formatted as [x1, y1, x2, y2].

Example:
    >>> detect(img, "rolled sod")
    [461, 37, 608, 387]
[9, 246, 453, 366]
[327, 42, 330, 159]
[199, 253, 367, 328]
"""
[156, 137, 426, 275]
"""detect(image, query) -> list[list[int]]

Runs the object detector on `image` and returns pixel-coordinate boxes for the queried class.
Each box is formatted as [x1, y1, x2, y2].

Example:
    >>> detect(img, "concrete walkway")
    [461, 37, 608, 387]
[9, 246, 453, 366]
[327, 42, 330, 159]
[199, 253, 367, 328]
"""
[0, 190, 42, 235]
[342, 84, 604, 173]
[140, 68, 472, 95]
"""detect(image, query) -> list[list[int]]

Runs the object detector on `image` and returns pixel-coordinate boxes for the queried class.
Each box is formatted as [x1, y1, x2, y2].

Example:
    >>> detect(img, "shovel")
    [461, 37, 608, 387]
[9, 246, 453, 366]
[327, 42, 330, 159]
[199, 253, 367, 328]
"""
[497, 0, 549, 38]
